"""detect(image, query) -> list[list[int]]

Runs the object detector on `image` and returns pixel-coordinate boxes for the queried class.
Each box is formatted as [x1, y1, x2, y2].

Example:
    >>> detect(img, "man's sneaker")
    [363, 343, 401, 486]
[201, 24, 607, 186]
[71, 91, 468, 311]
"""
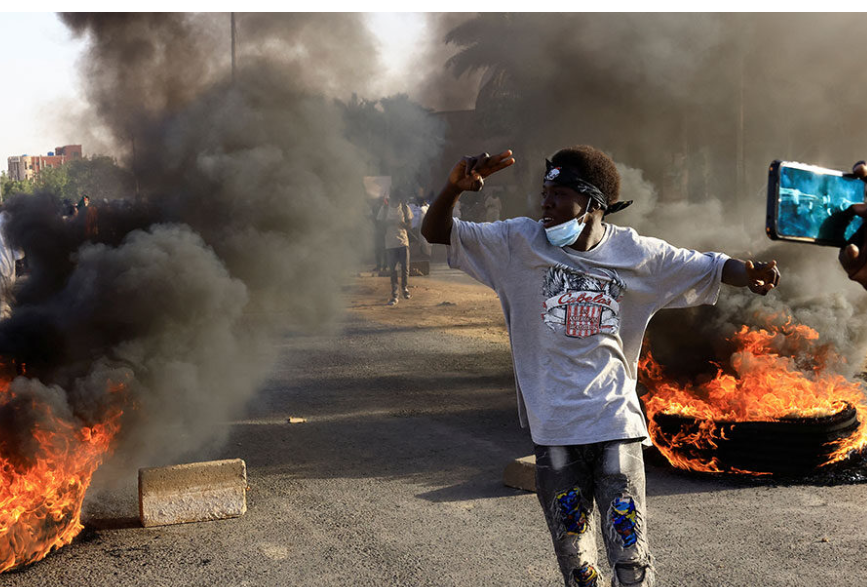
[387, 297, 398, 306]
[402, 289, 411, 299]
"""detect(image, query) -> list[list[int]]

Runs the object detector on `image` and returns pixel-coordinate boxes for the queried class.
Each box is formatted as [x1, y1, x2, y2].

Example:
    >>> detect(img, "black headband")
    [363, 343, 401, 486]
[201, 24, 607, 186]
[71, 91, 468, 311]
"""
[544, 159, 633, 216]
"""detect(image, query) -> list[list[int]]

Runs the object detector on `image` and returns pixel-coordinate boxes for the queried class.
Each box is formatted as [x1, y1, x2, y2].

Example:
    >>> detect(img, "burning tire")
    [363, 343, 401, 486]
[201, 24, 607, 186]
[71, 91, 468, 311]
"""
[651, 402, 860, 476]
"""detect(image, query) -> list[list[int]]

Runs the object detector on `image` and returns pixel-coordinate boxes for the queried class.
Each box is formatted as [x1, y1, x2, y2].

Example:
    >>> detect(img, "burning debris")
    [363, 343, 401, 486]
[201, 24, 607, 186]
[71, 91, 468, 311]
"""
[640, 316, 867, 477]
[0, 12, 393, 572]
[0, 371, 125, 572]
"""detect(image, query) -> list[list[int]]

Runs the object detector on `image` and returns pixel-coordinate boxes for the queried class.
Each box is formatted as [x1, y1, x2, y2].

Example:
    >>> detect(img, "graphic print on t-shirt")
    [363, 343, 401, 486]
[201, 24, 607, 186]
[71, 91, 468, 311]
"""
[541, 264, 626, 338]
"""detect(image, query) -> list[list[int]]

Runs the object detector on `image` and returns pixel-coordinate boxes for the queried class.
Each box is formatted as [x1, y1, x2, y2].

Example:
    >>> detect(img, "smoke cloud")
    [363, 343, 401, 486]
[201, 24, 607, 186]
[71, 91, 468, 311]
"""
[0, 12, 409, 485]
[407, 13, 481, 113]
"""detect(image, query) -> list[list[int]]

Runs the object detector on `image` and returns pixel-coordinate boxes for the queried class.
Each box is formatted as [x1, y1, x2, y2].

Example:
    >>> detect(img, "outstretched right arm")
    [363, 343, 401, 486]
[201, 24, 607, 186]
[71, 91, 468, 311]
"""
[421, 150, 515, 245]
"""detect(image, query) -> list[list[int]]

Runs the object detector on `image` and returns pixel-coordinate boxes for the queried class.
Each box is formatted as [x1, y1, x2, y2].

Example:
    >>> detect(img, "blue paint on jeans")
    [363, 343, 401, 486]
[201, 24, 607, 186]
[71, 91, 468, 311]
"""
[572, 562, 599, 587]
[611, 496, 638, 547]
[555, 487, 589, 535]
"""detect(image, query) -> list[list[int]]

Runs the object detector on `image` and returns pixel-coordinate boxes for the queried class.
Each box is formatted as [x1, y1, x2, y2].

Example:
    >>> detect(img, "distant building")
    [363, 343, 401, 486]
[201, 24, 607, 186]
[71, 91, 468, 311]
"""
[6, 157, 26, 182]
[7, 144, 83, 181]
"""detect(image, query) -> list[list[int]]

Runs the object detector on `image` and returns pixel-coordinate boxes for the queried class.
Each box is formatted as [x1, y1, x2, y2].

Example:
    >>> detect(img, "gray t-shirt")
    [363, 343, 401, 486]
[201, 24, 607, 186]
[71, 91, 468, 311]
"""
[448, 217, 729, 446]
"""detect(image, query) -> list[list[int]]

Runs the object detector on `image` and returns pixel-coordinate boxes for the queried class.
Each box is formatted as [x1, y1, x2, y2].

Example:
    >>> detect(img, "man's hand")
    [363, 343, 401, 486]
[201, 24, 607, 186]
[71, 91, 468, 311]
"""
[447, 150, 515, 192]
[422, 149, 516, 245]
[744, 260, 780, 295]
[839, 201, 867, 289]
[839, 161, 867, 290]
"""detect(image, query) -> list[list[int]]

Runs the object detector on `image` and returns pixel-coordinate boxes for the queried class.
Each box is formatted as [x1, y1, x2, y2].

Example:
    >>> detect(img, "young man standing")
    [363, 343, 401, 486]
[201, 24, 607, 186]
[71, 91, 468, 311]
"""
[378, 195, 414, 305]
[422, 146, 780, 587]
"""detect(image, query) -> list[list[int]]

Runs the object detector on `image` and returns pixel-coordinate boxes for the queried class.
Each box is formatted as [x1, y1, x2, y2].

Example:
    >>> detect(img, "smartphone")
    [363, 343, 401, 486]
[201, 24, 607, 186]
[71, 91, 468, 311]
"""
[767, 160, 866, 247]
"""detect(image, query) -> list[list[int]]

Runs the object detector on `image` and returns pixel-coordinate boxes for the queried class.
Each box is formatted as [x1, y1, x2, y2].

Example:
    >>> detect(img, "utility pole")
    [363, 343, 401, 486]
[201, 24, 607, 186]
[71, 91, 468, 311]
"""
[734, 14, 747, 207]
[131, 135, 140, 201]
[231, 13, 237, 83]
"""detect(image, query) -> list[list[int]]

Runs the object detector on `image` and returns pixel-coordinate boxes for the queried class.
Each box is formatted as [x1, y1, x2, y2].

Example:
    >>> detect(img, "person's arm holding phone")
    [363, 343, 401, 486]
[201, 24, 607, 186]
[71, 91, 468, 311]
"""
[839, 161, 867, 289]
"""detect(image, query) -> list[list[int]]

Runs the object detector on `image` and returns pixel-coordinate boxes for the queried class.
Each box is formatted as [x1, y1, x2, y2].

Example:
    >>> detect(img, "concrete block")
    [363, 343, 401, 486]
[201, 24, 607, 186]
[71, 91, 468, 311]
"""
[503, 455, 536, 492]
[139, 458, 247, 528]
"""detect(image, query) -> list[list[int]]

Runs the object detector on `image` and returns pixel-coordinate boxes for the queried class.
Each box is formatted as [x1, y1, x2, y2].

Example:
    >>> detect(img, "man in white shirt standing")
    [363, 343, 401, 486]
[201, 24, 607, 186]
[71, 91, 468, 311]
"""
[0, 211, 24, 318]
[422, 145, 780, 587]
[377, 195, 413, 306]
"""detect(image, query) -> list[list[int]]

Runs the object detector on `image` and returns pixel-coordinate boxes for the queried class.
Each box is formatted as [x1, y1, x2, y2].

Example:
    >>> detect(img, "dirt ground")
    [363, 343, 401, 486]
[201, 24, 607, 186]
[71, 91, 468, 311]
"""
[349, 265, 509, 347]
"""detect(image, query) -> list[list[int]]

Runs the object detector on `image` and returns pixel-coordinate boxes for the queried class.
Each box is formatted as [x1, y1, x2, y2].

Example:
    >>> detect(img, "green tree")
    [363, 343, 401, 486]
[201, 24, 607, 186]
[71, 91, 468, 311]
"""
[0, 172, 33, 201]
[339, 93, 445, 195]
[33, 164, 70, 197]
[65, 155, 135, 202]
[1, 156, 135, 204]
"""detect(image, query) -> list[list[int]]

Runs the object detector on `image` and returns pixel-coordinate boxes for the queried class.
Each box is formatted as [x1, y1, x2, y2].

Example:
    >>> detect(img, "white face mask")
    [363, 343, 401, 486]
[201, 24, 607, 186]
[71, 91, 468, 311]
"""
[544, 202, 590, 247]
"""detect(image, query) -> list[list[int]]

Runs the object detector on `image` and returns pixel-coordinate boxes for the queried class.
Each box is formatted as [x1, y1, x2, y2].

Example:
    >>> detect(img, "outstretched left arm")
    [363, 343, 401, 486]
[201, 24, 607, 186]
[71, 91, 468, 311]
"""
[722, 259, 780, 295]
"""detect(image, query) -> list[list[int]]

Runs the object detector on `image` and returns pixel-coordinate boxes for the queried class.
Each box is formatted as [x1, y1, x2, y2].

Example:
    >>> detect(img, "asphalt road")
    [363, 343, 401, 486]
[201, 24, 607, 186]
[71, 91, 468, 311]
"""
[5, 267, 867, 586]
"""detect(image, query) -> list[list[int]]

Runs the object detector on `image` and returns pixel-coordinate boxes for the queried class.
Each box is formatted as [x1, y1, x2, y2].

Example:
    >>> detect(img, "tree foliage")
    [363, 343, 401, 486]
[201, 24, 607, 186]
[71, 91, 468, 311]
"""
[1, 173, 34, 201]
[65, 155, 135, 202]
[339, 93, 445, 196]
[0, 157, 134, 204]
[33, 164, 70, 196]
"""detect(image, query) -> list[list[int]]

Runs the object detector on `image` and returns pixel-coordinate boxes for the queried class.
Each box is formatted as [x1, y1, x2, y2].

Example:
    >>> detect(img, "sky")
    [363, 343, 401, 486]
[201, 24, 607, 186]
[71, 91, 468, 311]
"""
[1, 8, 832, 165]
[0, 11, 429, 166]
[0, 13, 88, 162]
[365, 12, 427, 82]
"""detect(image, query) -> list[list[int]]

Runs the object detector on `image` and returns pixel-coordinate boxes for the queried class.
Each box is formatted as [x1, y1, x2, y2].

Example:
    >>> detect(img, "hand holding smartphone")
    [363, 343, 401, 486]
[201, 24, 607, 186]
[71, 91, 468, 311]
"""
[766, 160, 866, 247]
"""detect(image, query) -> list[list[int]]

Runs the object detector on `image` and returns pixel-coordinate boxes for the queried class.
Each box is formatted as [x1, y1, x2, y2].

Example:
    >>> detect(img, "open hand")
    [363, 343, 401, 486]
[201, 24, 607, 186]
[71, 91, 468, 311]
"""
[745, 260, 780, 295]
[447, 150, 515, 193]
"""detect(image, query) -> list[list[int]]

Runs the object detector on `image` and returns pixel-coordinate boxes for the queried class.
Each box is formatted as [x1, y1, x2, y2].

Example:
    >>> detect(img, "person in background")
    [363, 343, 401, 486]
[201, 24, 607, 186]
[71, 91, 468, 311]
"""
[0, 209, 24, 318]
[377, 193, 413, 305]
[371, 195, 388, 273]
[78, 194, 99, 239]
[484, 190, 502, 222]
[408, 191, 432, 259]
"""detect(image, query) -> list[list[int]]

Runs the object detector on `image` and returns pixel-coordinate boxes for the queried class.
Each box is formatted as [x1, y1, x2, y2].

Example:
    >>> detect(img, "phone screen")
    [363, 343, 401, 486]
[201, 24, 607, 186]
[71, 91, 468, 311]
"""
[772, 162, 865, 246]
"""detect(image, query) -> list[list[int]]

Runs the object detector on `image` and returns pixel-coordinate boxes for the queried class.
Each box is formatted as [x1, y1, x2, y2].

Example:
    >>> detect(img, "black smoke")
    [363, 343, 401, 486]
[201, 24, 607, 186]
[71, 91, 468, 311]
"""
[0, 13, 400, 480]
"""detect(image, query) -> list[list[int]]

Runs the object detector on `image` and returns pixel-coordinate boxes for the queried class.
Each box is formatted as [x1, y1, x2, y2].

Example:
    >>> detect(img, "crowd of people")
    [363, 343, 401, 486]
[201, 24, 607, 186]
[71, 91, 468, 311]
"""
[0, 192, 108, 319]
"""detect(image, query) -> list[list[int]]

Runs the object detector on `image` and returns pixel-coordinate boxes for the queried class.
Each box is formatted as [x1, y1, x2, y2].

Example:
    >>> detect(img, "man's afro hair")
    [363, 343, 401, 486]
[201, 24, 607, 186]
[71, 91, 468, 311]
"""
[550, 146, 621, 205]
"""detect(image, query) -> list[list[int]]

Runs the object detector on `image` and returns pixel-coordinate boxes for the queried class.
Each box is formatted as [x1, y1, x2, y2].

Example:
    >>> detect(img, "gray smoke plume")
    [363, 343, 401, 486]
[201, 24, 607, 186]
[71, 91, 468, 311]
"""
[407, 13, 481, 113]
[0, 12, 403, 489]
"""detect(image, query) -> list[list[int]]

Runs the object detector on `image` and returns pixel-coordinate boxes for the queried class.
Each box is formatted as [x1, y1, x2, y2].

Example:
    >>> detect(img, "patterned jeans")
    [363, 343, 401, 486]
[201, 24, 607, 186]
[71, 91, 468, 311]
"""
[534, 440, 655, 587]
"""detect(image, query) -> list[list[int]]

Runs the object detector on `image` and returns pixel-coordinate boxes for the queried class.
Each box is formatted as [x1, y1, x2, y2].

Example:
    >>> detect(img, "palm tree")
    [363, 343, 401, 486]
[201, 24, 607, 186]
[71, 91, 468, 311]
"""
[444, 14, 529, 138]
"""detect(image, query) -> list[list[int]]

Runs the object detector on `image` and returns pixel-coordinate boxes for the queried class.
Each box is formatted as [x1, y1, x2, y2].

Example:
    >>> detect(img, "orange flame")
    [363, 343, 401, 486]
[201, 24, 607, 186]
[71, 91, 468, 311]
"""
[639, 318, 867, 475]
[0, 376, 123, 572]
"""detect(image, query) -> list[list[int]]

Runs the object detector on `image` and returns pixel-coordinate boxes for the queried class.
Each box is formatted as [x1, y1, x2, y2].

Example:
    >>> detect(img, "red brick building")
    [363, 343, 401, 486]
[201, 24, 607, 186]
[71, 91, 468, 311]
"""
[7, 144, 83, 181]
